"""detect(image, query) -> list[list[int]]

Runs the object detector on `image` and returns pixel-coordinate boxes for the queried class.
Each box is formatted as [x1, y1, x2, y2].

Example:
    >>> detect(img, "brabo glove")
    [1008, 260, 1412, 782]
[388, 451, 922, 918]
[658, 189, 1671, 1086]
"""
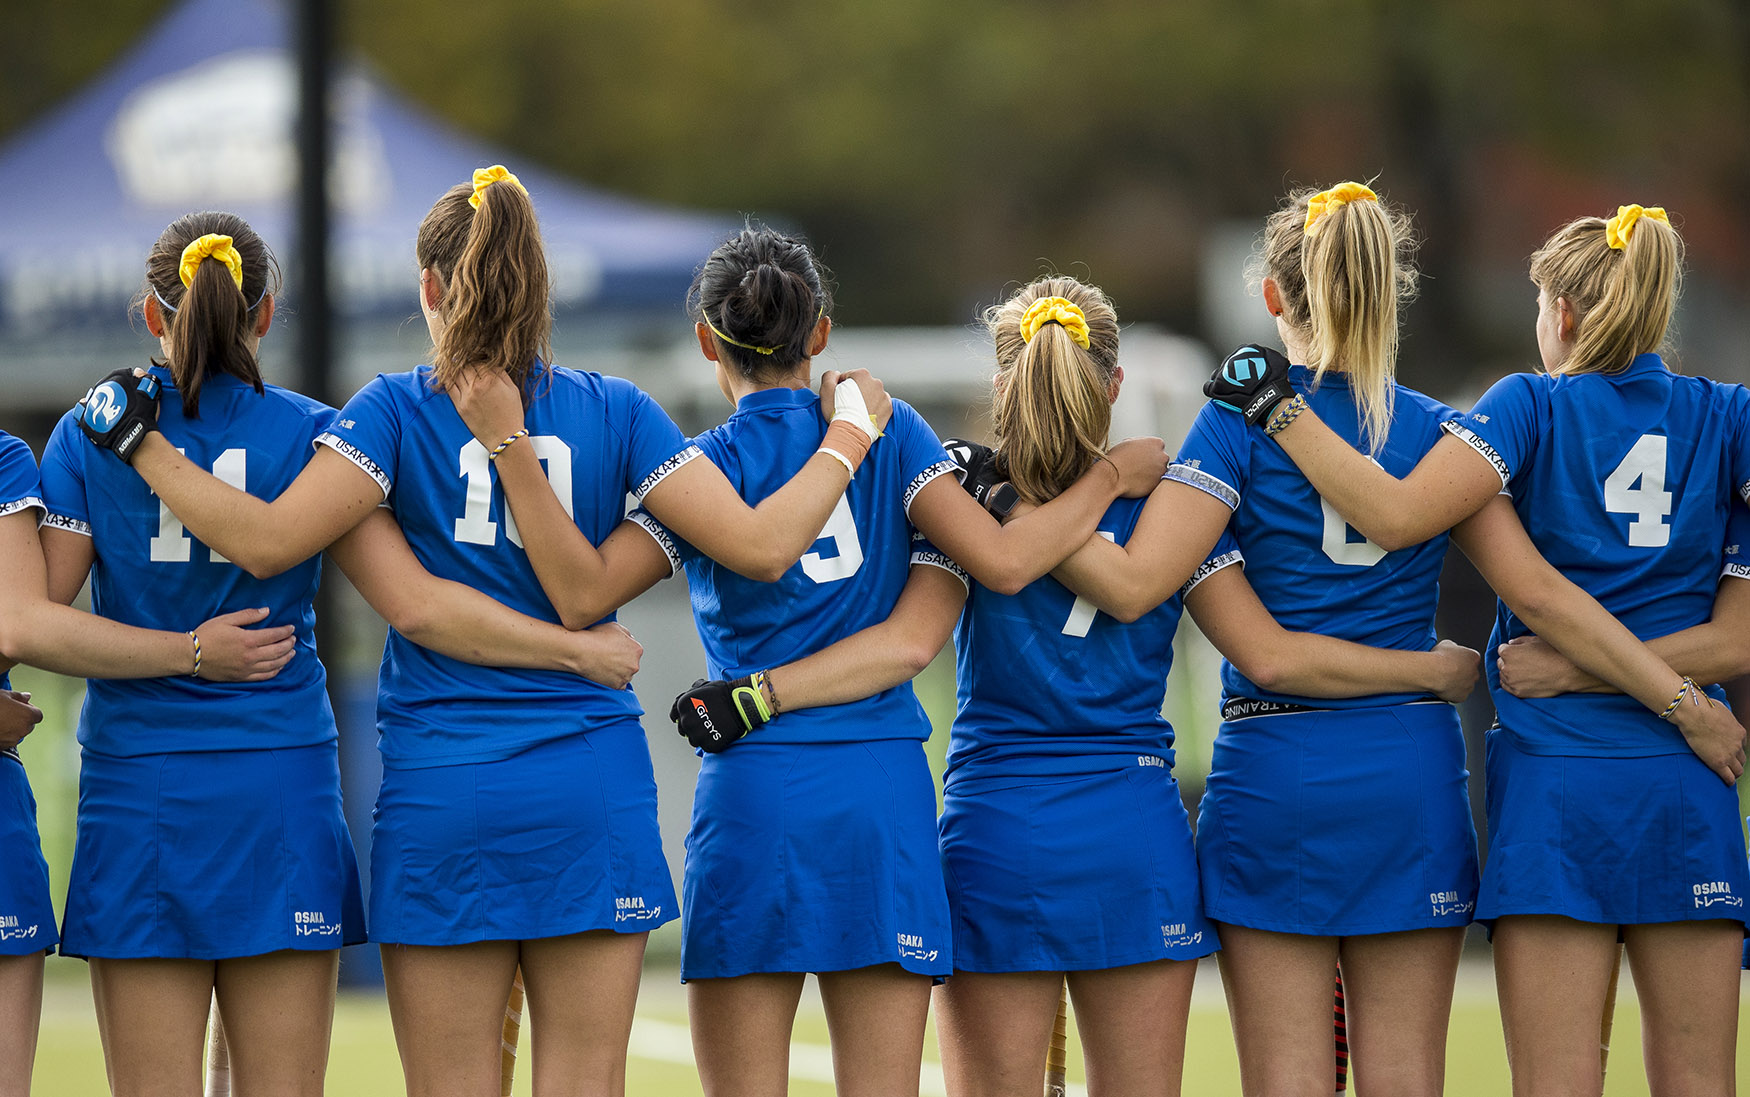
[670, 674, 774, 753]
[79, 367, 162, 463]
[942, 437, 1019, 520]
[1204, 344, 1294, 427]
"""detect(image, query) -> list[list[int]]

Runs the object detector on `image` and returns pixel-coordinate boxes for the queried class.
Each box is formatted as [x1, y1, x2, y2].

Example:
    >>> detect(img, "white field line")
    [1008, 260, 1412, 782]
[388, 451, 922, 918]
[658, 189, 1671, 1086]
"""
[628, 1016, 1089, 1097]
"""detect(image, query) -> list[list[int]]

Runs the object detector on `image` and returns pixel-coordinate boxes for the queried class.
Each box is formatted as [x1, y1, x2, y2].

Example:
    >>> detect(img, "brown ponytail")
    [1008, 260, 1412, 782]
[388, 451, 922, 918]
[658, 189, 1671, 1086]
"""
[986, 277, 1121, 505]
[137, 211, 277, 417]
[416, 177, 553, 396]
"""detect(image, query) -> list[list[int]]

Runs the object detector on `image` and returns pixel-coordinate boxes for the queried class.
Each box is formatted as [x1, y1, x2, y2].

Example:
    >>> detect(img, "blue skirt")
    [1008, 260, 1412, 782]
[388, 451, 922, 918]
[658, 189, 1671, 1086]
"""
[0, 759, 58, 956]
[1196, 702, 1479, 936]
[61, 744, 364, 960]
[1477, 730, 1750, 930]
[682, 738, 951, 980]
[941, 757, 1216, 973]
[370, 721, 676, 946]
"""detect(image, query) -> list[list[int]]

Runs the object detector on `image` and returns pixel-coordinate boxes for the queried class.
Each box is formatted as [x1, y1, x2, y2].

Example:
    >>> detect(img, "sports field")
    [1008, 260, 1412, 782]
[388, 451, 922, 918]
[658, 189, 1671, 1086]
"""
[29, 956, 1750, 1095]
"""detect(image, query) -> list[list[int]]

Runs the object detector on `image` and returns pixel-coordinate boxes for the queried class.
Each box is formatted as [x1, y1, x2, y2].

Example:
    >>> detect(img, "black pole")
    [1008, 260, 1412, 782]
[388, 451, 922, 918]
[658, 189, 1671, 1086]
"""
[295, 0, 332, 407]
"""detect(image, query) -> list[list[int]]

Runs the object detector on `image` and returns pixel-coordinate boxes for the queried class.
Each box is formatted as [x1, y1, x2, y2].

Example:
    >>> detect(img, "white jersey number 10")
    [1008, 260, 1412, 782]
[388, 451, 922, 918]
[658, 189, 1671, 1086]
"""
[454, 436, 575, 548]
[1604, 434, 1672, 548]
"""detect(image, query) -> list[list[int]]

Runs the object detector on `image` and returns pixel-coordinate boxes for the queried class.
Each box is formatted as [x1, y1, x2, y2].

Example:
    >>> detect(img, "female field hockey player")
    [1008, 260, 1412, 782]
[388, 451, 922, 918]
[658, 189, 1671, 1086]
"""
[47, 210, 648, 1096]
[667, 273, 1484, 1097]
[446, 228, 1169, 1097]
[1212, 201, 1750, 1096]
[1062, 183, 1741, 1097]
[95, 175, 907, 1096]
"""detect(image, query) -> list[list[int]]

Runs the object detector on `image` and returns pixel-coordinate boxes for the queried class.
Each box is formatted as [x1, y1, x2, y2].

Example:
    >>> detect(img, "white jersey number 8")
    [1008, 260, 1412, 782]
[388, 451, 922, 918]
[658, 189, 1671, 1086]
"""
[454, 436, 575, 548]
[1604, 433, 1672, 547]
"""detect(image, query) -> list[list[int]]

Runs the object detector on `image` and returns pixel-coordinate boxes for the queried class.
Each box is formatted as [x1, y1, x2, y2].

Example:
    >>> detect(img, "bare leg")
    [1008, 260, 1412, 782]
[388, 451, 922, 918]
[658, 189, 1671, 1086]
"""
[688, 972, 807, 1097]
[817, 964, 932, 1097]
[1492, 915, 1619, 1097]
[1213, 923, 1340, 1097]
[933, 970, 1066, 1097]
[1622, 920, 1741, 1097]
[0, 951, 44, 1097]
[1067, 958, 1199, 1097]
[519, 930, 648, 1097]
[1338, 927, 1463, 1097]
[89, 956, 214, 1097]
[381, 940, 520, 1097]
[212, 949, 339, 1097]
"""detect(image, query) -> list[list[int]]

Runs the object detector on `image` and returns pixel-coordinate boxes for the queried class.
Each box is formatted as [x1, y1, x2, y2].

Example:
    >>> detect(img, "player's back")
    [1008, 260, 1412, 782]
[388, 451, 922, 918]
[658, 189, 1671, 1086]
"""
[318, 363, 695, 766]
[39, 366, 335, 755]
[660, 389, 955, 745]
[1172, 366, 1456, 707]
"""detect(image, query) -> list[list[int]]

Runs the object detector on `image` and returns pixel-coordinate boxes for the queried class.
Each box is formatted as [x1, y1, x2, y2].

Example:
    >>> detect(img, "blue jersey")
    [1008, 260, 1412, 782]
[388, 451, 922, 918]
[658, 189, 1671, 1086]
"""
[945, 491, 1241, 783]
[0, 432, 44, 757]
[1171, 366, 1459, 707]
[637, 388, 957, 745]
[1445, 354, 1750, 756]
[319, 364, 696, 768]
[38, 367, 337, 757]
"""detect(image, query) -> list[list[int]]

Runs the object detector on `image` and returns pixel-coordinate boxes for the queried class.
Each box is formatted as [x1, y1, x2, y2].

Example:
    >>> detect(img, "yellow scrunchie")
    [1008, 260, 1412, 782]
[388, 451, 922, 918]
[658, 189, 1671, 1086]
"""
[1303, 182, 1379, 237]
[469, 164, 527, 209]
[1605, 204, 1669, 250]
[178, 234, 244, 290]
[1019, 297, 1091, 349]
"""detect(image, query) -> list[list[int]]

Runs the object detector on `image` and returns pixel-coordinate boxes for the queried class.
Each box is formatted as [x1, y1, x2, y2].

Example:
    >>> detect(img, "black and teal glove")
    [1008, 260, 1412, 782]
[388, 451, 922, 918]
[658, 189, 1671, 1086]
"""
[78, 367, 162, 463]
[1205, 344, 1294, 426]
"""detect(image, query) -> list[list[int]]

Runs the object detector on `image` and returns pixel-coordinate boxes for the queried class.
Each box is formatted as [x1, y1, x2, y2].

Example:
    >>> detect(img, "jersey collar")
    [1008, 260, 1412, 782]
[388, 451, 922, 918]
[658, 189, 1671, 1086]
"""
[731, 385, 815, 417]
[1622, 352, 1667, 376]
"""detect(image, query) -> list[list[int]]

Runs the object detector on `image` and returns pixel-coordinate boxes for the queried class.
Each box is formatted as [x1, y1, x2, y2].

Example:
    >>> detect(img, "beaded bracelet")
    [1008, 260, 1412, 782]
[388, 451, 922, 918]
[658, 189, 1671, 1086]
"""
[489, 428, 529, 461]
[1657, 675, 1697, 721]
[1265, 394, 1309, 436]
[188, 631, 202, 678]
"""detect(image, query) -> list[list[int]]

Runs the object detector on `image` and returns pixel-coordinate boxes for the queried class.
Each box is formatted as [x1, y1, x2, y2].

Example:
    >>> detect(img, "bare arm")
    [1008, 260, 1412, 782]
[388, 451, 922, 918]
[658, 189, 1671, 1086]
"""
[1045, 480, 1234, 622]
[1452, 496, 1746, 782]
[1185, 563, 1480, 703]
[1, 514, 295, 682]
[761, 564, 967, 712]
[326, 509, 644, 686]
[131, 436, 384, 579]
[908, 438, 1168, 597]
[1498, 574, 1750, 697]
[1269, 417, 1503, 551]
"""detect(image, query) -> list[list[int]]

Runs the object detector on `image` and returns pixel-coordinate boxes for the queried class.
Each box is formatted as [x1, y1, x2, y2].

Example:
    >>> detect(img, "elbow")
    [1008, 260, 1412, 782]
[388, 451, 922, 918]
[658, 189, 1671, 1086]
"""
[0, 616, 27, 666]
[898, 637, 947, 679]
[1106, 599, 1149, 625]
[980, 563, 1030, 598]
[1368, 522, 1420, 554]
[1235, 656, 1288, 693]
[238, 551, 297, 581]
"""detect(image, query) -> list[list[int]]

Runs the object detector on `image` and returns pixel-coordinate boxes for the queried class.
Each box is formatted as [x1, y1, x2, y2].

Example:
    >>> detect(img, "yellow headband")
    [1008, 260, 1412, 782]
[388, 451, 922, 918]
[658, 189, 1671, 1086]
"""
[1303, 182, 1378, 237]
[704, 310, 779, 356]
[1605, 204, 1669, 250]
[178, 234, 244, 291]
[1019, 297, 1091, 349]
[469, 165, 527, 210]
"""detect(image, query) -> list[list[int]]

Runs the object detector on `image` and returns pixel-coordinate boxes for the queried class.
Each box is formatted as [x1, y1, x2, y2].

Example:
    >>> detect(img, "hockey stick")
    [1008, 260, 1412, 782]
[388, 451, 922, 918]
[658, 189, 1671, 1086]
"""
[1599, 944, 1622, 1080]
[1044, 978, 1070, 1097]
[203, 993, 231, 1097]
[500, 966, 527, 1097]
[1333, 966, 1349, 1095]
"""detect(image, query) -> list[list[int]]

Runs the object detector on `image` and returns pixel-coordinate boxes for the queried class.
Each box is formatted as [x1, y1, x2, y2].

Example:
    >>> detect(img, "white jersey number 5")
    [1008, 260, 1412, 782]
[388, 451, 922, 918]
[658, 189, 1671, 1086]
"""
[1604, 433, 1672, 547]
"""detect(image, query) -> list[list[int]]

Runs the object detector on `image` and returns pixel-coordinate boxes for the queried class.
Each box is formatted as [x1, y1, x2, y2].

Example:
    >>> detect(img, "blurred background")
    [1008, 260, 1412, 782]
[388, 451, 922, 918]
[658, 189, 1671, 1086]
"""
[2, 0, 1748, 1092]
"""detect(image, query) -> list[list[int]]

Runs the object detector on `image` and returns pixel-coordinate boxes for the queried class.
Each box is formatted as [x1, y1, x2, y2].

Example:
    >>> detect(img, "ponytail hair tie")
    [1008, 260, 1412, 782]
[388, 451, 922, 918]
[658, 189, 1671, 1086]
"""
[1019, 297, 1091, 349]
[1605, 204, 1669, 250]
[1303, 182, 1379, 237]
[469, 164, 528, 210]
[178, 234, 244, 291]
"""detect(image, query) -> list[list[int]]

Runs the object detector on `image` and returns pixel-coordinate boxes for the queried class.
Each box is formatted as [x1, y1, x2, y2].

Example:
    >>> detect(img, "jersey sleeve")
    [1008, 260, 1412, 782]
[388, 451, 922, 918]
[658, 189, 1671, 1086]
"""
[1165, 403, 1247, 510]
[1180, 529, 1243, 597]
[0, 433, 43, 519]
[1441, 373, 1542, 490]
[1725, 384, 1750, 505]
[38, 412, 92, 535]
[315, 374, 403, 499]
[1724, 504, 1750, 583]
[908, 530, 969, 592]
[618, 383, 704, 502]
[625, 506, 694, 578]
[887, 401, 957, 518]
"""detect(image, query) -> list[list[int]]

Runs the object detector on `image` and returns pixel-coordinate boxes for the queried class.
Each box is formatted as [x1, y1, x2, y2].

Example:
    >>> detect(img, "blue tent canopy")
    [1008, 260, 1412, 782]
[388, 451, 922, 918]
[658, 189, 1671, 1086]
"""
[0, 0, 732, 335]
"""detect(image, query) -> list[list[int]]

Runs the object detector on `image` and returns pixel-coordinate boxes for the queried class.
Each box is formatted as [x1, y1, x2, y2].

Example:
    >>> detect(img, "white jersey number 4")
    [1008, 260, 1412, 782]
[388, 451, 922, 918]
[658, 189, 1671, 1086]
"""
[1604, 433, 1672, 547]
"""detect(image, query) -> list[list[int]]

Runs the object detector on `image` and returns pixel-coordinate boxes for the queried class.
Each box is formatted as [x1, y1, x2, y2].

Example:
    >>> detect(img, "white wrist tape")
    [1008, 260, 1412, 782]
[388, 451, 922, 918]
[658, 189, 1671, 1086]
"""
[830, 378, 881, 443]
[818, 446, 858, 477]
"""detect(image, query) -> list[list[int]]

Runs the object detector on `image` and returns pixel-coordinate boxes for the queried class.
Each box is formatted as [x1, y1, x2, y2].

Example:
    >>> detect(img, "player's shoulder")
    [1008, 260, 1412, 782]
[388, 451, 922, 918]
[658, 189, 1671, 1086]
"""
[1390, 381, 1459, 423]
[0, 430, 36, 473]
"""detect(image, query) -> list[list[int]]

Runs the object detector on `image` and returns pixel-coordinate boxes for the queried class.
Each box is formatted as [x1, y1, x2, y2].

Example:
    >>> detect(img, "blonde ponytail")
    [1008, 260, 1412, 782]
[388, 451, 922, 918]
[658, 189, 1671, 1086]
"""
[1529, 207, 1682, 376]
[986, 277, 1121, 505]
